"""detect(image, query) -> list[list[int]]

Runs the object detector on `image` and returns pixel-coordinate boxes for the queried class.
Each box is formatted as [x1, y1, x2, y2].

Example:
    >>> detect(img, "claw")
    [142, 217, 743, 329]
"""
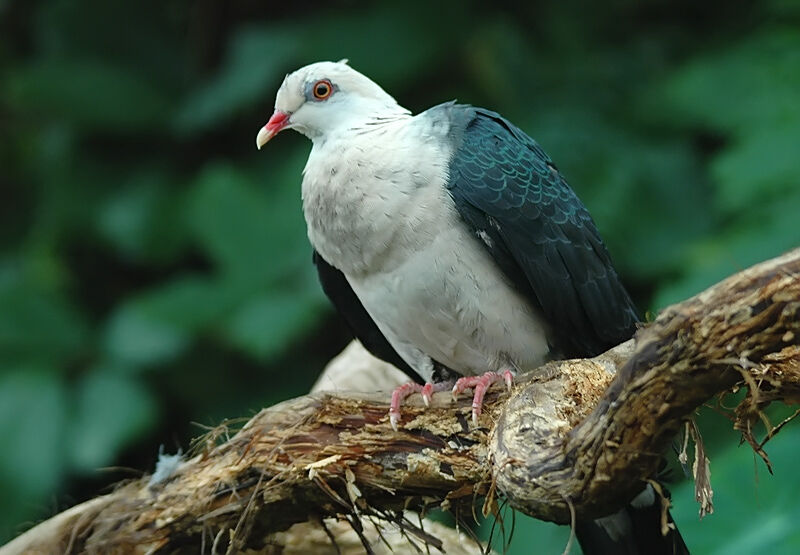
[451, 370, 516, 426]
[389, 410, 400, 432]
[388, 380, 454, 429]
[502, 369, 513, 392]
[421, 383, 435, 407]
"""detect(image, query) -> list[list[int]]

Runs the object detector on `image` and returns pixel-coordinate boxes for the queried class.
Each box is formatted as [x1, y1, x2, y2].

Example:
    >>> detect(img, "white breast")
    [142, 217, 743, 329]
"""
[302, 115, 551, 380]
[349, 222, 552, 377]
[302, 116, 445, 276]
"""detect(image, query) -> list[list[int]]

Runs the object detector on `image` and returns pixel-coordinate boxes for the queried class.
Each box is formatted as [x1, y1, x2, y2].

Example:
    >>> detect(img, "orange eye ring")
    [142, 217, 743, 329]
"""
[312, 79, 333, 100]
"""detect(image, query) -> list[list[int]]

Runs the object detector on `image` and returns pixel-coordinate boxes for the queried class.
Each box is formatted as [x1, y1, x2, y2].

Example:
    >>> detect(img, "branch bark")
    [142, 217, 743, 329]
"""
[3, 248, 799, 554]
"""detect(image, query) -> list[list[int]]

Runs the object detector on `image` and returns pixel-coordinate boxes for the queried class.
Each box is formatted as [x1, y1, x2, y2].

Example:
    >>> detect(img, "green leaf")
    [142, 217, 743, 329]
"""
[67, 369, 157, 470]
[184, 160, 309, 284]
[5, 58, 171, 132]
[0, 266, 88, 364]
[221, 286, 326, 360]
[105, 303, 190, 366]
[295, 6, 447, 92]
[0, 368, 67, 536]
[96, 169, 189, 263]
[104, 276, 234, 366]
[174, 26, 302, 133]
[658, 30, 800, 134]
[34, 0, 187, 87]
[712, 124, 800, 214]
[651, 194, 800, 310]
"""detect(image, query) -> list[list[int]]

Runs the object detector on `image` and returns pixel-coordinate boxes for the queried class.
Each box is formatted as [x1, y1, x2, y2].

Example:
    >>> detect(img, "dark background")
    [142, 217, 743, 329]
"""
[1, 1, 799, 552]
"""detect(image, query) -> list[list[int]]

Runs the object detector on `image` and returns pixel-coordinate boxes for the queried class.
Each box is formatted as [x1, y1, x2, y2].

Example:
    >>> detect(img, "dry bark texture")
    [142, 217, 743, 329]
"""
[2, 248, 799, 554]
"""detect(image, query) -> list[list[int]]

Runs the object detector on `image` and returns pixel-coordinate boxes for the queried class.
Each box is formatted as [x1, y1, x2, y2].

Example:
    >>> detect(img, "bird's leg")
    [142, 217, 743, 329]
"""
[389, 381, 453, 431]
[451, 370, 514, 426]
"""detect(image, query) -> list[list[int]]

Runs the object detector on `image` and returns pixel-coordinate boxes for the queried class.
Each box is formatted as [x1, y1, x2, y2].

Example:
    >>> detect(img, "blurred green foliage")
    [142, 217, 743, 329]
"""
[1, 0, 799, 551]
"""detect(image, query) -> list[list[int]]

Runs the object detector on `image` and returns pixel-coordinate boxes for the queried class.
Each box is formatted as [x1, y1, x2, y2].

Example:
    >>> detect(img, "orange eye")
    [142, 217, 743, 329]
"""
[312, 79, 333, 100]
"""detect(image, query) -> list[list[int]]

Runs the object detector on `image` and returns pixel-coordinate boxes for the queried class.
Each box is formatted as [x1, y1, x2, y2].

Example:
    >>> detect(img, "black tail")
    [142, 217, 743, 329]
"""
[575, 486, 689, 555]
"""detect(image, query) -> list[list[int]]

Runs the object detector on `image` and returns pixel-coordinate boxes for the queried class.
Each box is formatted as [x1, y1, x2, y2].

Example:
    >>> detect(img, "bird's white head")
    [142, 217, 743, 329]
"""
[256, 60, 408, 149]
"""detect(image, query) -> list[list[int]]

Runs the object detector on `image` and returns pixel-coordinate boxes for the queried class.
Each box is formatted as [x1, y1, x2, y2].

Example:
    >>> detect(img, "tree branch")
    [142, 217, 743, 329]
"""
[3, 248, 799, 554]
[494, 247, 800, 522]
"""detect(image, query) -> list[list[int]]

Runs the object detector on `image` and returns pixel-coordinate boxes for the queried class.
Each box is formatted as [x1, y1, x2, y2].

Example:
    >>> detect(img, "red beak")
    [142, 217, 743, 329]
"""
[256, 110, 291, 149]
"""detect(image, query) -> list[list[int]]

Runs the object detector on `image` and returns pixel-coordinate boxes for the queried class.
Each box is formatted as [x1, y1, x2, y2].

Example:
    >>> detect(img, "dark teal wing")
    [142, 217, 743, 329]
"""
[441, 105, 639, 357]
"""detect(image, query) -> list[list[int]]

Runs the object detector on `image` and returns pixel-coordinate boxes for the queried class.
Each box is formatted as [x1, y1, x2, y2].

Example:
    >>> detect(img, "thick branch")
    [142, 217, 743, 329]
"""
[494, 248, 800, 521]
[3, 249, 799, 554]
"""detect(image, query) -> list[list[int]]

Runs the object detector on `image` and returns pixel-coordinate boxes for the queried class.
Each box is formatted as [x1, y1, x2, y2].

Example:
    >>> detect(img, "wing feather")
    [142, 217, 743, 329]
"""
[440, 105, 638, 357]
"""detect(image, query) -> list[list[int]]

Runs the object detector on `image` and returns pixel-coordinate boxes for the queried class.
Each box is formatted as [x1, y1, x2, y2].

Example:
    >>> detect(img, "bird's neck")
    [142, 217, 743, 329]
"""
[308, 101, 412, 145]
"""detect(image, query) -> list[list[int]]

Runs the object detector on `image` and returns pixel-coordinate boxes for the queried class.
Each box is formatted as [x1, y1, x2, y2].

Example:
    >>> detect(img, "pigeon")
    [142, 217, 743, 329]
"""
[256, 60, 688, 555]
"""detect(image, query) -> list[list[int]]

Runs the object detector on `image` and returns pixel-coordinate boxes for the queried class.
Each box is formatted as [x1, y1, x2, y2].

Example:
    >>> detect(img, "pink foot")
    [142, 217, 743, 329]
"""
[451, 370, 514, 426]
[389, 381, 452, 431]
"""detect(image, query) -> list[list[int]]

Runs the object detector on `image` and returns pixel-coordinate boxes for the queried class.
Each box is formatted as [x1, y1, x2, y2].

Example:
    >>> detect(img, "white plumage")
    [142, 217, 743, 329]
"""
[271, 62, 551, 383]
